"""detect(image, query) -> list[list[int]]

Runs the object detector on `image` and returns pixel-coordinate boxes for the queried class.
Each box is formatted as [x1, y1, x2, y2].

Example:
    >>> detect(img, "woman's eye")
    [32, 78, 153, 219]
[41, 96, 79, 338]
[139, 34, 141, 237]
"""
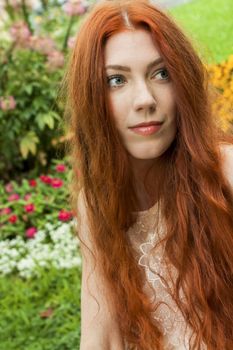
[152, 68, 169, 81]
[107, 75, 126, 88]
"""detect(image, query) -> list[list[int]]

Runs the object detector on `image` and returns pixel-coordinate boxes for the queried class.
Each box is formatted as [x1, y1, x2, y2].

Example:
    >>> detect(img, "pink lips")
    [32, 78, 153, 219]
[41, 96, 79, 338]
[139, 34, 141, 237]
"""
[129, 121, 163, 136]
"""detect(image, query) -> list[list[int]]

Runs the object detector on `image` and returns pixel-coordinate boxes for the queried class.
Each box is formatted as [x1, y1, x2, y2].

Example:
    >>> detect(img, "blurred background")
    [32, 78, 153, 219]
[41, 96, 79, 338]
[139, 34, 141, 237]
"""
[0, 0, 232, 349]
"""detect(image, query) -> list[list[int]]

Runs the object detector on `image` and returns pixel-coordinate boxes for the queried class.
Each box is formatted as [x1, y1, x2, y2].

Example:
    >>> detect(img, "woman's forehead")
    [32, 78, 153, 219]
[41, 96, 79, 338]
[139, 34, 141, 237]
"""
[104, 29, 161, 67]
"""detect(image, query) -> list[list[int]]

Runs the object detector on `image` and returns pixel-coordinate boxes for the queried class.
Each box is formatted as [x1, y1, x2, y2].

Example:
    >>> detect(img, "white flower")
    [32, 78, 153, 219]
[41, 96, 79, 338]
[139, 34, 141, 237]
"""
[0, 221, 81, 279]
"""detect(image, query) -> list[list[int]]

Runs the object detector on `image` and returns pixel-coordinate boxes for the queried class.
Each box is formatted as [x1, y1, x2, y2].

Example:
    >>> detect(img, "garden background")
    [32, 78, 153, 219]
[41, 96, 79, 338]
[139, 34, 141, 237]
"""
[0, 0, 232, 349]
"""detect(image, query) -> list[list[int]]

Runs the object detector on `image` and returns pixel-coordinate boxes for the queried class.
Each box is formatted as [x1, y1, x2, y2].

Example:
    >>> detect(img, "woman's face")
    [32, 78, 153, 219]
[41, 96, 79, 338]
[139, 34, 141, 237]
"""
[104, 29, 177, 161]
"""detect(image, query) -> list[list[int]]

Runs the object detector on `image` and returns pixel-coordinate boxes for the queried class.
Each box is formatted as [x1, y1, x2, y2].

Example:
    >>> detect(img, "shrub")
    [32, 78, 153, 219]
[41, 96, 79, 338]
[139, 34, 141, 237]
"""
[0, 0, 89, 180]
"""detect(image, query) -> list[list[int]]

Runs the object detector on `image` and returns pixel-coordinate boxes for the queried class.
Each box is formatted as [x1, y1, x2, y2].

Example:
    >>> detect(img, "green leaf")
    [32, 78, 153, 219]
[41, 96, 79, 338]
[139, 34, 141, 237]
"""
[19, 131, 39, 159]
[24, 85, 33, 95]
[36, 112, 60, 131]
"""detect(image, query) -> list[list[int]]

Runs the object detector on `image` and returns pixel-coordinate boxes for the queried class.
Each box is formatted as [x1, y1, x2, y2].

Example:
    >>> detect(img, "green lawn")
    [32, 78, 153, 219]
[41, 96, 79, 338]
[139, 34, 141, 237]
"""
[170, 0, 233, 63]
[0, 269, 81, 350]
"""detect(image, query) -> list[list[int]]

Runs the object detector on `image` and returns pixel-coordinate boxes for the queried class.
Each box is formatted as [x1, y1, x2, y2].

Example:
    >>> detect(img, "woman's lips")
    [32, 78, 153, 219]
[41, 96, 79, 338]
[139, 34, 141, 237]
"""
[129, 123, 163, 136]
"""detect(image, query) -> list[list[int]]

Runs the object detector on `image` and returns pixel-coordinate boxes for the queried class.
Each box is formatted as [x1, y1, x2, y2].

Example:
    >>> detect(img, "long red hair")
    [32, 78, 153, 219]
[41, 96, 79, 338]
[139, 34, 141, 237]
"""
[65, 0, 233, 348]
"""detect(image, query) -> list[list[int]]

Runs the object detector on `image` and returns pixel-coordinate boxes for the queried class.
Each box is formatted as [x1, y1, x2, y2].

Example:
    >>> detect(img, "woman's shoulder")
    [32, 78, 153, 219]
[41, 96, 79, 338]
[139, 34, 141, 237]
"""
[219, 142, 233, 189]
[219, 142, 233, 153]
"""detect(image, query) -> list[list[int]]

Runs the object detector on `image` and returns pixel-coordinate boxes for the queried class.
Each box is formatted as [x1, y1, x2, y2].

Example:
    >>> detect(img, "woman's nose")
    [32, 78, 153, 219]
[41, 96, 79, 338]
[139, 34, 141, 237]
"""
[132, 80, 156, 112]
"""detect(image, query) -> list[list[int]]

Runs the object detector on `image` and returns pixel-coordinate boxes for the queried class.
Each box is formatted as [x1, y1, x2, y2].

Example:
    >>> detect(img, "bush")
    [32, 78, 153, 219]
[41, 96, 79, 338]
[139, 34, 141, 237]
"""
[0, 0, 90, 180]
[0, 47, 64, 177]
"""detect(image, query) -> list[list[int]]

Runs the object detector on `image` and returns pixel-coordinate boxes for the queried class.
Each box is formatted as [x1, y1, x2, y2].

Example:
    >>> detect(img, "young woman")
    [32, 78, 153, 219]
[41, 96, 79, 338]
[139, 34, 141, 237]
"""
[65, 0, 233, 349]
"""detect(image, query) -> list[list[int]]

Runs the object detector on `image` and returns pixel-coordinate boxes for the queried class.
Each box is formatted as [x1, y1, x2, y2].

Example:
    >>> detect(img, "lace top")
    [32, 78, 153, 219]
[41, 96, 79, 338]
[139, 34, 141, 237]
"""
[127, 202, 206, 350]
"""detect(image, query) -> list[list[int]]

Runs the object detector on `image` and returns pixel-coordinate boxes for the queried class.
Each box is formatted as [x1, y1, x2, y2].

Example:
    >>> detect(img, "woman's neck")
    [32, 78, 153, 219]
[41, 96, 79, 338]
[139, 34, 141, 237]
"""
[129, 157, 164, 211]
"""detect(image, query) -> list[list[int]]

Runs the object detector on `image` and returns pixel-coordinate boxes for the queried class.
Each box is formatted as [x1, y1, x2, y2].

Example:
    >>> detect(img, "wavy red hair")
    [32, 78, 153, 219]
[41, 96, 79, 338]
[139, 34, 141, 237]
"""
[64, 0, 233, 349]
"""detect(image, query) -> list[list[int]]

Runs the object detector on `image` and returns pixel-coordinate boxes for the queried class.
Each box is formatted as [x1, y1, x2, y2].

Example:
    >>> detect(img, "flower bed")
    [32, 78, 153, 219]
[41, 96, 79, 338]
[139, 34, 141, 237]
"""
[0, 160, 82, 278]
[0, 161, 72, 240]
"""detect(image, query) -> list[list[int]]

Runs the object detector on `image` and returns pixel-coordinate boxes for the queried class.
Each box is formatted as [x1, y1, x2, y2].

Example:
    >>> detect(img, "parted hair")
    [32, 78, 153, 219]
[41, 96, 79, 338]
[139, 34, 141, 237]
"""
[64, 0, 233, 349]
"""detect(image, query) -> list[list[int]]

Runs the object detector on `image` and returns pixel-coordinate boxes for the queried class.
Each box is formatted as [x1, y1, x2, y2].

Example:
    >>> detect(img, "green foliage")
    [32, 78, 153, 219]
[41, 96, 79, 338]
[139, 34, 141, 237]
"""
[0, 1, 87, 180]
[0, 45, 65, 178]
[0, 45, 64, 178]
[0, 268, 81, 350]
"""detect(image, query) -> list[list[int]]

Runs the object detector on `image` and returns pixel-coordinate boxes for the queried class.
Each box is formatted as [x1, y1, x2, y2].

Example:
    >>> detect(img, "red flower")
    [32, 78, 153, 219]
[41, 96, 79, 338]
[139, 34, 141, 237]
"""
[8, 214, 18, 223]
[29, 179, 37, 187]
[24, 203, 35, 213]
[51, 178, 63, 188]
[55, 164, 66, 172]
[40, 175, 52, 184]
[8, 193, 20, 201]
[0, 207, 12, 215]
[26, 227, 37, 239]
[58, 210, 72, 221]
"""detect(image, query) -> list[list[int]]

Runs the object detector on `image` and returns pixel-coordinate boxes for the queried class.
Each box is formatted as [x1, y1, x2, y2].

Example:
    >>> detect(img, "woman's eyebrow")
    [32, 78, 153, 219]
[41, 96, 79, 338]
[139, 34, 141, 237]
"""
[105, 57, 164, 72]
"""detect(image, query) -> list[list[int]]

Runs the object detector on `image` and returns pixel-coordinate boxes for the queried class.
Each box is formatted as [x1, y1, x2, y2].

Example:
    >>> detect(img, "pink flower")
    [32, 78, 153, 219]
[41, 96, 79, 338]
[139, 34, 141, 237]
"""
[58, 210, 72, 221]
[0, 96, 16, 111]
[51, 178, 63, 188]
[0, 100, 7, 111]
[8, 193, 20, 201]
[29, 36, 56, 55]
[68, 36, 76, 49]
[5, 183, 13, 193]
[56, 164, 66, 172]
[7, 0, 34, 9]
[9, 96, 16, 109]
[24, 193, 32, 201]
[0, 208, 12, 215]
[8, 214, 18, 223]
[7, 0, 21, 9]
[28, 179, 37, 187]
[26, 227, 37, 239]
[10, 21, 31, 47]
[46, 51, 65, 70]
[63, 0, 87, 16]
[24, 203, 35, 213]
[40, 175, 52, 184]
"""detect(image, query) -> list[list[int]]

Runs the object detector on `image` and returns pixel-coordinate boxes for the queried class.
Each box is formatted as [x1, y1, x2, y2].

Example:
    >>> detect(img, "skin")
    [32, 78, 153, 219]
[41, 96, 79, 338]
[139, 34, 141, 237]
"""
[104, 28, 177, 209]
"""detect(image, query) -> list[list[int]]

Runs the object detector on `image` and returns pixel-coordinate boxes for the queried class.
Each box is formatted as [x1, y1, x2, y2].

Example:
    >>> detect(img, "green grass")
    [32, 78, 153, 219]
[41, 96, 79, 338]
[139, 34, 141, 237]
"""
[170, 0, 233, 63]
[0, 268, 81, 350]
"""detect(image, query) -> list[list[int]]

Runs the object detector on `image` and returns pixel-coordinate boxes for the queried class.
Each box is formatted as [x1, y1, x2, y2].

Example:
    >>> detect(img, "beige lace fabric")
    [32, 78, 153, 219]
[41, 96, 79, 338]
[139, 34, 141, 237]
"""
[127, 202, 206, 350]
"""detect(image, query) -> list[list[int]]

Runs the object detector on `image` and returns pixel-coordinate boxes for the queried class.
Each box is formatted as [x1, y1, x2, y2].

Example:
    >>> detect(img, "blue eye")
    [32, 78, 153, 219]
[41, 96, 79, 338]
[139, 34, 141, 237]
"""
[152, 68, 169, 81]
[107, 75, 126, 88]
